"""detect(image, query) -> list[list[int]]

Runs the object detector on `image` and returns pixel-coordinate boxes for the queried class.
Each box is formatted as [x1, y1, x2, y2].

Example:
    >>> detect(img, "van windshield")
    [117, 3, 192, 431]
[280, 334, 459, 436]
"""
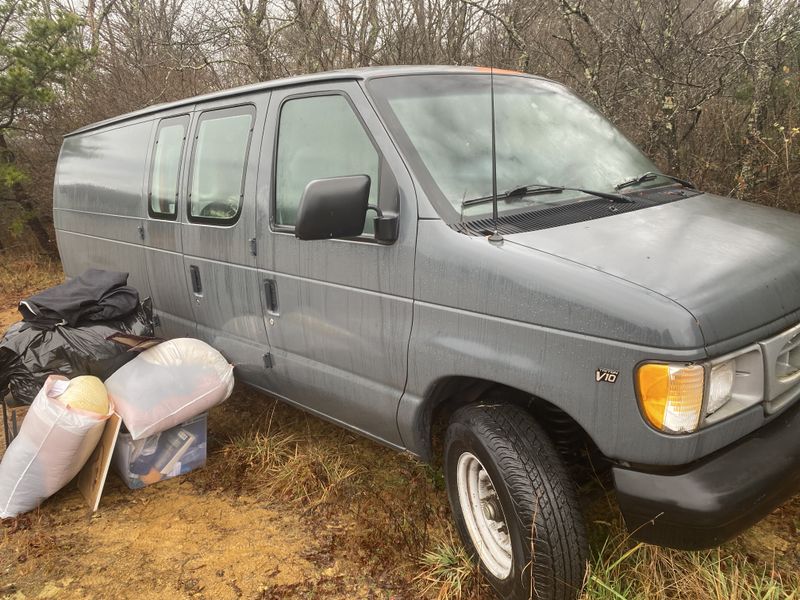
[367, 74, 664, 219]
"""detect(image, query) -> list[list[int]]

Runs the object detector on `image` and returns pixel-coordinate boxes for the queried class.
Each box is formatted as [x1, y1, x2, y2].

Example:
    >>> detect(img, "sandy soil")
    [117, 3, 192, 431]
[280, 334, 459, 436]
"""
[3, 482, 329, 599]
[0, 391, 417, 600]
[0, 308, 18, 331]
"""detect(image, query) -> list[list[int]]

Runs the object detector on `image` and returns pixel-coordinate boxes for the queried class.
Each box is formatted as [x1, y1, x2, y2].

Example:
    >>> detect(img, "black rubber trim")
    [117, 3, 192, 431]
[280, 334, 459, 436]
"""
[613, 400, 800, 550]
[451, 187, 699, 236]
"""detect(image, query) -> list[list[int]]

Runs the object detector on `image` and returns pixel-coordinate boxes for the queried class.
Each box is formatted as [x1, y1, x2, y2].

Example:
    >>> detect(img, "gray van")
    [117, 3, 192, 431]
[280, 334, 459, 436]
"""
[54, 66, 800, 600]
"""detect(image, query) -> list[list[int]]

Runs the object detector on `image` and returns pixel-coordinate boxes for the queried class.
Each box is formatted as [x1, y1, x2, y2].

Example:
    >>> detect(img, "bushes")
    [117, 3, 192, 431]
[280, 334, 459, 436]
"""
[3, 1, 799, 248]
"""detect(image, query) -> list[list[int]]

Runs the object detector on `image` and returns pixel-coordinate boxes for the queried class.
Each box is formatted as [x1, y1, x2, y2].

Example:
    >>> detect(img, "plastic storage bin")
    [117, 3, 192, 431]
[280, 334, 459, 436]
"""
[112, 412, 207, 489]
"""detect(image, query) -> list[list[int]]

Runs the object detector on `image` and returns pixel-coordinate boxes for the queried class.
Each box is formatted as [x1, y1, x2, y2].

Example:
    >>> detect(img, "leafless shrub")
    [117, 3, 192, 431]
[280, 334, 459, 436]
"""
[4, 0, 799, 248]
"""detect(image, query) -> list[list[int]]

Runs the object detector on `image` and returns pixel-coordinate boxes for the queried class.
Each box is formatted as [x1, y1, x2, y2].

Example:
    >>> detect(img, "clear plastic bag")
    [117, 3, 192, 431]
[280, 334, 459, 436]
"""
[105, 338, 234, 440]
[0, 376, 113, 518]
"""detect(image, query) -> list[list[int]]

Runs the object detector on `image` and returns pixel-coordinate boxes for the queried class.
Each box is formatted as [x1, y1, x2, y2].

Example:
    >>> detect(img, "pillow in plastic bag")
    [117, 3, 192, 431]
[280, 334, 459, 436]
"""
[105, 338, 234, 440]
[0, 375, 113, 518]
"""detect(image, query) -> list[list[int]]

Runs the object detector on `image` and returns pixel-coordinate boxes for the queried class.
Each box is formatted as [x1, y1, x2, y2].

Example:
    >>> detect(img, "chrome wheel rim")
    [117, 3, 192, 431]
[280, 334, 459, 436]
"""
[456, 452, 512, 579]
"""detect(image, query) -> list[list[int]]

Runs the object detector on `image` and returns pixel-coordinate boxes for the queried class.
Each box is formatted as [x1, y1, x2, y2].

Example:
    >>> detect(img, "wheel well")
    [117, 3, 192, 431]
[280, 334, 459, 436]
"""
[424, 378, 604, 481]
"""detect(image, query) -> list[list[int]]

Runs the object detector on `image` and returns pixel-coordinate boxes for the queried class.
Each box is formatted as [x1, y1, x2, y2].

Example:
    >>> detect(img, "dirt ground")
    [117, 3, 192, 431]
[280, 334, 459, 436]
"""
[0, 396, 404, 600]
[0, 374, 444, 599]
[1, 261, 799, 600]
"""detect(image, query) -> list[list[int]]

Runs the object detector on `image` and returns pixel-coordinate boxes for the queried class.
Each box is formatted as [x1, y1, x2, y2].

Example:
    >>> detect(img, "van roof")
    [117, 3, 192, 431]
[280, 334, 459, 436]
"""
[66, 65, 538, 137]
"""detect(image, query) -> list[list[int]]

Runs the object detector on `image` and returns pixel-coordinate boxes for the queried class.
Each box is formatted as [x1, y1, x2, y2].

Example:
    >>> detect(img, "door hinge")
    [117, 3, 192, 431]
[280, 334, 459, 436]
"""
[138, 224, 145, 241]
[249, 238, 257, 256]
[263, 353, 273, 369]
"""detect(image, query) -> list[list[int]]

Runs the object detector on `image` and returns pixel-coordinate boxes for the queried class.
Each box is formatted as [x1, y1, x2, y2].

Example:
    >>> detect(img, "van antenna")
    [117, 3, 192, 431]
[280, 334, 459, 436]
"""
[488, 34, 503, 245]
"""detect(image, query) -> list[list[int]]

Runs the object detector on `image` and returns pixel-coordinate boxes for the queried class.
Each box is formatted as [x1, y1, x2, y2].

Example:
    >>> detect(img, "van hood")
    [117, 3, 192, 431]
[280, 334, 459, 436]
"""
[504, 193, 800, 350]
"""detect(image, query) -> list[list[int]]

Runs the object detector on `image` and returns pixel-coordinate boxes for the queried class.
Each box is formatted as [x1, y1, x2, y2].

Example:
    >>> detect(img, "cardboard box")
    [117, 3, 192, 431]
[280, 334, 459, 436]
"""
[78, 413, 122, 511]
[112, 412, 207, 489]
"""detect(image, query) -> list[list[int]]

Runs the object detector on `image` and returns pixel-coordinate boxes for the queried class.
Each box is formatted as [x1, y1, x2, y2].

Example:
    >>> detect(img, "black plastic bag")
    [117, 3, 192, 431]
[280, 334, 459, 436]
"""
[0, 299, 154, 405]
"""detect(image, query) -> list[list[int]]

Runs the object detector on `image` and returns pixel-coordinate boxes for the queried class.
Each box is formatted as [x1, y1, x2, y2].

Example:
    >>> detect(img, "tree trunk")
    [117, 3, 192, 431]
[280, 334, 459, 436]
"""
[737, 0, 772, 199]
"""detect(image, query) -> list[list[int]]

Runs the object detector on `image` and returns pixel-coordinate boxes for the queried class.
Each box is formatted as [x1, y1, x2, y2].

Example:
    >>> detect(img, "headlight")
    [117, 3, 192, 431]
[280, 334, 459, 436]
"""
[637, 363, 704, 433]
[636, 346, 764, 434]
[707, 360, 735, 415]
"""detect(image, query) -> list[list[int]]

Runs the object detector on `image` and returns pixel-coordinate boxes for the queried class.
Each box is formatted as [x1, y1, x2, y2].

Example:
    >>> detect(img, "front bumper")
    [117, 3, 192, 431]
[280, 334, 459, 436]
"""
[613, 401, 800, 550]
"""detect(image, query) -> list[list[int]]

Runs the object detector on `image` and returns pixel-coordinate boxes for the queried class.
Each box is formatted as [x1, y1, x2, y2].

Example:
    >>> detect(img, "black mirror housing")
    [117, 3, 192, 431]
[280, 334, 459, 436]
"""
[295, 175, 371, 241]
[369, 207, 399, 245]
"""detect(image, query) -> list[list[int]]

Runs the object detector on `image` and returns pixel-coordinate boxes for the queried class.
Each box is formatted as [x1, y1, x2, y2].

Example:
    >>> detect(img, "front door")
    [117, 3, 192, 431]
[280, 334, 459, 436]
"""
[255, 81, 417, 448]
[179, 92, 272, 383]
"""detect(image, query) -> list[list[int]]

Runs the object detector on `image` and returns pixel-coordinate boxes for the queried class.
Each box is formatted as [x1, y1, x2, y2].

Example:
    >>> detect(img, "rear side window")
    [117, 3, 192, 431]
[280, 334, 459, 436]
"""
[149, 116, 188, 219]
[274, 94, 379, 232]
[189, 106, 255, 224]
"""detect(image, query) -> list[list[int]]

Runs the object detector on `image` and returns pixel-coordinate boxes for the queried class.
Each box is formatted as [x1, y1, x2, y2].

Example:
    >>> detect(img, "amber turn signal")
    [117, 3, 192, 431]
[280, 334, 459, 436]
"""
[637, 363, 704, 433]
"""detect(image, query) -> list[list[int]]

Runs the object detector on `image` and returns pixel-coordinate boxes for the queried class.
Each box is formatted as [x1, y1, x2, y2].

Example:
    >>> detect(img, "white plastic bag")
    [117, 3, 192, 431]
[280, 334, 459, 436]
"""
[105, 338, 233, 440]
[0, 375, 112, 518]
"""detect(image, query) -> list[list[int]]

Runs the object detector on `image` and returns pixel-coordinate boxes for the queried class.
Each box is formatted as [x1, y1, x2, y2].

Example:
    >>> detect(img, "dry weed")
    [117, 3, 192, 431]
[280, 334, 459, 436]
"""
[415, 531, 487, 600]
[583, 514, 800, 600]
[0, 250, 62, 308]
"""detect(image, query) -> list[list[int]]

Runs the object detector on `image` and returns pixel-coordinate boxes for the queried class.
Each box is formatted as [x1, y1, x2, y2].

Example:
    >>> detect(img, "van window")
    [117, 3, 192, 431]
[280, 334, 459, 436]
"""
[149, 117, 188, 219]
[189, 106, 254, 223]
[275, 94, 379, 232]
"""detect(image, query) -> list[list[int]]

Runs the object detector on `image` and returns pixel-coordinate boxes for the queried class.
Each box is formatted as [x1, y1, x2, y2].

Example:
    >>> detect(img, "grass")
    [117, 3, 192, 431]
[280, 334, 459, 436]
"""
[208, 388, 800, 600]
[0, 249, 62, 308]
[201, 386, 455, 591]
[416, 534, 487, 600]
[583, 529, 799, 600]
[224, 416, 362, 507]
[2, 252, 799, 599]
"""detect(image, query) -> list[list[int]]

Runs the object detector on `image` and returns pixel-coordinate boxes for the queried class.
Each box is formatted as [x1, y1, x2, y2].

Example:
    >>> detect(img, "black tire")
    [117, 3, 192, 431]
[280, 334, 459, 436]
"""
[444, 402, 588, 600]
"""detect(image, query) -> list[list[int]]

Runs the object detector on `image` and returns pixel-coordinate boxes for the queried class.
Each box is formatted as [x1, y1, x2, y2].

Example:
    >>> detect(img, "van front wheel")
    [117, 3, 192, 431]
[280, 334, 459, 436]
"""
[444, 403, 588, 600]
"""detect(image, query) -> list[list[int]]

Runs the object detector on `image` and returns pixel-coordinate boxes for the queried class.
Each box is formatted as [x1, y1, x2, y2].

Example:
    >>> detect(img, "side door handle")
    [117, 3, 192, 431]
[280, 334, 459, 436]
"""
[190, 265, 202, 294]
[264, 278, 279, 314]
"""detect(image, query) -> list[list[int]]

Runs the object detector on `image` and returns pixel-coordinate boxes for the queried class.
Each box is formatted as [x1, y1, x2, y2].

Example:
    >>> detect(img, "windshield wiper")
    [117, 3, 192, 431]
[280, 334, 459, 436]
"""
[462, 183, 632, 207]
[615, 171, 695, 191]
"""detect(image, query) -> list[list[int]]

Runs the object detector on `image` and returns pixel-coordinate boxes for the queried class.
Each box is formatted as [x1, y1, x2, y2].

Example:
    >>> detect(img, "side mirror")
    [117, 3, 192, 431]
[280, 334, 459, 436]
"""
[294, 175, 399, 244]
[295, 175, 370, 241]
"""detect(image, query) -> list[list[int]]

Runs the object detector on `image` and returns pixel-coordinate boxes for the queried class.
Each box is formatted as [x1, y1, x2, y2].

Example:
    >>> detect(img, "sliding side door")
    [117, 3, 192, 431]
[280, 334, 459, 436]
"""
[179, 92, 272, 384]
[143, 109, 195, 338]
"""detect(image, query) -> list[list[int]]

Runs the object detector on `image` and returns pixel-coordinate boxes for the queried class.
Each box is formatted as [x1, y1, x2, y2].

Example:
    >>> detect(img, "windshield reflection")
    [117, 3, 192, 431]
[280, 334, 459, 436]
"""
[368, 74, 661, 218]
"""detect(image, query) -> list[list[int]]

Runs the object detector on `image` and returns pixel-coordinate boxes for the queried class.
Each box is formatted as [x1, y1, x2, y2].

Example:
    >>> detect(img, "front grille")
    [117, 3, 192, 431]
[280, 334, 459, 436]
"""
[775, 337, 800, 380]
[760, 322, 800, 413]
